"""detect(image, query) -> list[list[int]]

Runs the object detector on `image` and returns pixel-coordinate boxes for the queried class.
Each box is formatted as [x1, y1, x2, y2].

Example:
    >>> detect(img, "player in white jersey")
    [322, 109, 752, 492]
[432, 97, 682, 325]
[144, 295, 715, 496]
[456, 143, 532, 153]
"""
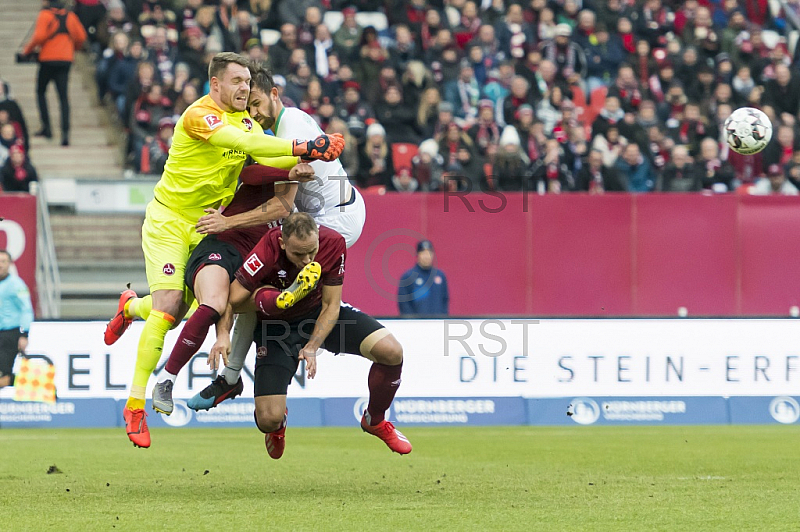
[187, 65, 367, 413]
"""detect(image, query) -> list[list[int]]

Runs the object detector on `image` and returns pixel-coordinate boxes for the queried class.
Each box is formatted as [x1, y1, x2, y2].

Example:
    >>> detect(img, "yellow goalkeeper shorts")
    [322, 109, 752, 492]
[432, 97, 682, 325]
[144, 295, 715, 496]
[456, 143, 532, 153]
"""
[142, 199, 205, 292]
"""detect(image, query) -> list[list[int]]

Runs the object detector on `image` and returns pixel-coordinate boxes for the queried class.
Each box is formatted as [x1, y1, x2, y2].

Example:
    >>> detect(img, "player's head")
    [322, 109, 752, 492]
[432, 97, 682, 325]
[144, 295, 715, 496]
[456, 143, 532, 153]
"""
[280, 213, 320, 268]
[0, 250, 12, 278]
[208, 52, 251, 113]
[248, 65, 282, 131]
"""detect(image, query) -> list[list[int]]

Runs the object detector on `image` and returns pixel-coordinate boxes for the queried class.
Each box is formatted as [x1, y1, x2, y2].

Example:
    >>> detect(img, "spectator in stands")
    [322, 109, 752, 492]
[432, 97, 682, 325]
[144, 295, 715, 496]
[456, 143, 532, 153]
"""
[438, 122, 476, 169]
[615, 143, 656, 192]
[22, 0, 87, 147]
[74, 0, 106, 52]
[584, 23, 625, 94]
[122, 61, 157, 126]
[96, 32, 130, 104]
[608, 65, 643, 113]
[696, 137, 735, 191]
[389, 24, 419, 73]
[129, 83, 172, 169]
[194, 6, 225, 58]
[333, 7, 363, 62]
[0, 124, 21, 168]
[357, 122, 393, 189]
[335, 80, 373, 144]
[1, 146, 38, 193]
[635, 0, 673, 48]
[764, 64, 800, 119]
[667, 101, 709, 157]
[489, 125, 530, 191]
[139, 117, 174, 176]
[531, 138, 575, 193]
[358, 27, 391, 102]
[444, 60, 480, 122]
[326, 118, 359, 180]
[764, 121, 796, 166]
[96, 1, 134, 52]
[416, 88, 442, 140]
[147, 26, 180, 85]
[592, 95, 624, 140]
[496, 3, 534, 60]
[389, 166, 419, 193]
[540, 24, 587, 87]
[592, 124, 627, 168]
[0, 84, 28, 154]
[467, 100, 501, 157]
[109, 40, 145, 118]
[502, 76, 536, 128]
[401, 61, 434, 113]
[535, 89, 565, 135]
[752, 164, 800, 195]
[659, 145, 702, 192]
[398, 240, 449, 317]
[576, 149, 624, 193]
[411, 138, 444, 191]
[375, 85, 420, 144]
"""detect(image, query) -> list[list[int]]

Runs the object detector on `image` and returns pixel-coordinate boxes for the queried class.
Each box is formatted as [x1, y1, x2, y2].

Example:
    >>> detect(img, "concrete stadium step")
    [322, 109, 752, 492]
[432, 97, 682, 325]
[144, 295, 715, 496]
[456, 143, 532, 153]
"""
[59, 265, 149, 319]
[51, 213, 145, 267]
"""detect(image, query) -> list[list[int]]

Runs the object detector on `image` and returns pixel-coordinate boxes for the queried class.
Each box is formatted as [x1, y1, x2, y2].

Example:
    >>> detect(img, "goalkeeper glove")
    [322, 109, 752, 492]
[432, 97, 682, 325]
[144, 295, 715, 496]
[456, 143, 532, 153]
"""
[292, 133, 345, 162]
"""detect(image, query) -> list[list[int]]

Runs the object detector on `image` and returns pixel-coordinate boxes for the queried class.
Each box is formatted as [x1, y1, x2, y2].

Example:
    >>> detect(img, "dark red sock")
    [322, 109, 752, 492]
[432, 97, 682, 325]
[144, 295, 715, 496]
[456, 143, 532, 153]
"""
[255, 287, 285, 316]
[366, 362, 403, 425]
[165, 304, 220, 375]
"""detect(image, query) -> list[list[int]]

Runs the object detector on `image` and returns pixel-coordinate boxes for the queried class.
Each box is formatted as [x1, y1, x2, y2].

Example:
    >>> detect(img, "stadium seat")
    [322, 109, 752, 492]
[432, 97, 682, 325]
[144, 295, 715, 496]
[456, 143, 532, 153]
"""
[571, 85, 587, 109]
[361, 185, 387, 195]
[590, 86, 608, 109]
[391, 143, 419, 173]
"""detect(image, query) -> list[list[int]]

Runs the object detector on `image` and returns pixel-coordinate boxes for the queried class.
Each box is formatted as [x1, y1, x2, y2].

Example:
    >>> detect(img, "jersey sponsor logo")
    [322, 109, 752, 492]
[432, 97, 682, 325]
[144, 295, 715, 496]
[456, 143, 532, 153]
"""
[338, 253, 345, 275]
[208, 253, 222, 261]
[256, 346, 267, 358]
[163, 263, 175, 276]
[277, 270, 287, 277]
[243, 254, 264, 276]
[204, 114, 223, 130]
[242, 117, 253, 131]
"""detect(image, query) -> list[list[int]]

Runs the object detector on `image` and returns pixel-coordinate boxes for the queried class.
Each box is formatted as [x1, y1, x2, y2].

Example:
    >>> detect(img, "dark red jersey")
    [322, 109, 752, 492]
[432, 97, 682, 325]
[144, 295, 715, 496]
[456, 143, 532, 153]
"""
[217, 165, 291, 257]
[235, 225, 347, 322]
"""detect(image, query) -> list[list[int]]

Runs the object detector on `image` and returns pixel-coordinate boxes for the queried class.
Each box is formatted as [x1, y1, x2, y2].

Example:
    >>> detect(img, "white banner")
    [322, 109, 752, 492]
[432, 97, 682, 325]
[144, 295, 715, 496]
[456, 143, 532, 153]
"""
[6, 319, 800, 400]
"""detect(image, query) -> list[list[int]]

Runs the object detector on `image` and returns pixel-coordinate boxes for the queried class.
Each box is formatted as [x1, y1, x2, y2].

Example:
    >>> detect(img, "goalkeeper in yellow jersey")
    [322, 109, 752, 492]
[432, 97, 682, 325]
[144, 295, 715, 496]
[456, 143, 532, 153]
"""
[107, 52, 344, 448]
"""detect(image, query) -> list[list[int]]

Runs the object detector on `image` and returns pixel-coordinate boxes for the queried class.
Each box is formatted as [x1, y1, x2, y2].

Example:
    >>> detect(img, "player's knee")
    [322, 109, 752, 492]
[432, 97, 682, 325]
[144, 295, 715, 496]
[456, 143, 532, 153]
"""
[0, 375, 11, 388]
[254, 405, 284, 433]
[371, 335, 403, 366]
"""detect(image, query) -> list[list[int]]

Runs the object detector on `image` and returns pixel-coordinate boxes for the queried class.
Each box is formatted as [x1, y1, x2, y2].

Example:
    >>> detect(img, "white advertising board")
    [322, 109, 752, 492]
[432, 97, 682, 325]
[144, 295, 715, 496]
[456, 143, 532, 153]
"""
[7, 319, 800, 400]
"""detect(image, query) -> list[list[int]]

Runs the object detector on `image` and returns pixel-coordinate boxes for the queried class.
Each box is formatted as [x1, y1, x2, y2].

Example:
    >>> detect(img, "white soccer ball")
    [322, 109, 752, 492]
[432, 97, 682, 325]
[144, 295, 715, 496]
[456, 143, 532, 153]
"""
[724, 107, 773, 155]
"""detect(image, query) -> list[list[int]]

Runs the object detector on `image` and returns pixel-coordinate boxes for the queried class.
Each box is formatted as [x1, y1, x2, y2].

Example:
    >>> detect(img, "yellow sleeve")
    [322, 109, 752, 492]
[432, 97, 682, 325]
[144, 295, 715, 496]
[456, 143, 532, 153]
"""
[183, 105, 226, 141]
[208, 126, 294, 158]
[252, 155, 300, 169]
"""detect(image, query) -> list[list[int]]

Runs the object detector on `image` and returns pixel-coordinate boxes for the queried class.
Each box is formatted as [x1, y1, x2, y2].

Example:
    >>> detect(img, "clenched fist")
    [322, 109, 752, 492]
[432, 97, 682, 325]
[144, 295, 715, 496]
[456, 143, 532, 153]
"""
[291, 133, 345, 162]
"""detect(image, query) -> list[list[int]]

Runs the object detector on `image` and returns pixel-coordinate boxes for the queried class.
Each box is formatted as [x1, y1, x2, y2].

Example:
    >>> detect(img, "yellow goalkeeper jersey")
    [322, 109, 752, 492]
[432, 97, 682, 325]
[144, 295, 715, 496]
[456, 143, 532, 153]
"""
[153, 95, 263, 223]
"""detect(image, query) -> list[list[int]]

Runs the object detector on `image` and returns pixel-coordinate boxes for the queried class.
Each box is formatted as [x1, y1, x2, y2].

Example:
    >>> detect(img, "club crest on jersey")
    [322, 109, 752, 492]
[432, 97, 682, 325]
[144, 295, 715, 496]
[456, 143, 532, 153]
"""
[244, 254, 264, 276]
[163, 263, 175, 276]
[204, 114, 222, 130]
[257, 346, 267, 358]
[242, 117, 253, 131]
[208, 253, 222, 261]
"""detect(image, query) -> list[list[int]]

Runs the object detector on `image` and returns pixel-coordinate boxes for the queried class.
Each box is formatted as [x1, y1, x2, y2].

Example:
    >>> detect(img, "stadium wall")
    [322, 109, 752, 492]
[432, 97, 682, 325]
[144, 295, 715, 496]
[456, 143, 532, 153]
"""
[0, 194, 37, 309]
[344, 193, 800, 317]
[2, 319, 799, 428]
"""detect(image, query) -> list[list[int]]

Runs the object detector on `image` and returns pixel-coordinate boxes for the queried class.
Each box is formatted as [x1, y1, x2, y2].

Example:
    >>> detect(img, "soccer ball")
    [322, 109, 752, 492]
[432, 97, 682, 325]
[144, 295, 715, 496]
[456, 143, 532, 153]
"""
[724, 107, 772, 155]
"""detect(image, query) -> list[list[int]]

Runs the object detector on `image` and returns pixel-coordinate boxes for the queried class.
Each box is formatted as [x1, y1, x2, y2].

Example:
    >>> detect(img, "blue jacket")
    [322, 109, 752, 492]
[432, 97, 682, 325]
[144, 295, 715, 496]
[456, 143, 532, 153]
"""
[398, 265, 449, 316]
[615, 158, 656, 192]
[0, 274, 33, 333]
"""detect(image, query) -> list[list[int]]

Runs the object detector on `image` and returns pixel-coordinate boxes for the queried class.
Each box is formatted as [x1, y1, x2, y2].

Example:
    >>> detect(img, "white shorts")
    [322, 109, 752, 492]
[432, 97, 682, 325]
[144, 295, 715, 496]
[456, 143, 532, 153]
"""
[314, 187, 366, 248]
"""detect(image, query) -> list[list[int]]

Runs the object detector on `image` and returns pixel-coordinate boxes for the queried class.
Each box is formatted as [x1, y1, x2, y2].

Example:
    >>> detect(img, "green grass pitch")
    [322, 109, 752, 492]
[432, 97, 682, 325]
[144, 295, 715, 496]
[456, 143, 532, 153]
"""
[2, 425, 799, 531]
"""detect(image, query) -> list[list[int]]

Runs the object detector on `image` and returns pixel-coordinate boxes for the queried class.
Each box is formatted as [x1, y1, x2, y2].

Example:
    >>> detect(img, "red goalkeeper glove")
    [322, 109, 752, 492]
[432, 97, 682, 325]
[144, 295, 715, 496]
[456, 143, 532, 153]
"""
[292, 133, 345, 162]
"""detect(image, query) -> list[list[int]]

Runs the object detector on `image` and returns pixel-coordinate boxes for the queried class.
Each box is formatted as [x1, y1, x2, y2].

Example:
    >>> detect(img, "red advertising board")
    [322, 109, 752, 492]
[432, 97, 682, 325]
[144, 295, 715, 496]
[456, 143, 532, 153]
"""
[345, 193, 800, 317]
[0, 194, 38, 315]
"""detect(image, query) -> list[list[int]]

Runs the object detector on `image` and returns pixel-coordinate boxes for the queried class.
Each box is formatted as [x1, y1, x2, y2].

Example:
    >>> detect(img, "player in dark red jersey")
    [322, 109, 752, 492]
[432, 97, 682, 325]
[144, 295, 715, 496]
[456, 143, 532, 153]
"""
[148, 162, 315, 416]
[208, 212, 412, 456]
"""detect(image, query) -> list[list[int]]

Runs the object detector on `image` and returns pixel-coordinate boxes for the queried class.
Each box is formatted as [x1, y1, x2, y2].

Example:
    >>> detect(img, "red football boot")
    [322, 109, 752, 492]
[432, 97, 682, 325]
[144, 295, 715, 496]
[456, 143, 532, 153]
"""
[104, 289, 137, 345]
[360, 411, 412, 455]
[265, 409, 288, 459]
[123, 407, 150, 448]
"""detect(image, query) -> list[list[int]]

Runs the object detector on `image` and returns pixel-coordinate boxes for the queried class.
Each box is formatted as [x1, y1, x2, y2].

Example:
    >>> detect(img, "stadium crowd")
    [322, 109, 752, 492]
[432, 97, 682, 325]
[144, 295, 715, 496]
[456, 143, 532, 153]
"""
[72, 0, 800, 194]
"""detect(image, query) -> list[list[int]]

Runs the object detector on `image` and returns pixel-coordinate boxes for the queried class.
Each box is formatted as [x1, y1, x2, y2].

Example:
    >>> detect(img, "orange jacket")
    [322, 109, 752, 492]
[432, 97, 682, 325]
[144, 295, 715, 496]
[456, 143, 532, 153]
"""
[22, 8, 87, 63]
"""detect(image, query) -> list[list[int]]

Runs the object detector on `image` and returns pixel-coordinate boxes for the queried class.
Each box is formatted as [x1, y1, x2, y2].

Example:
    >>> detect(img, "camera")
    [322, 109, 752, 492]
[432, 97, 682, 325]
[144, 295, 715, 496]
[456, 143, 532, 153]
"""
[15, 52, 38, 64]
